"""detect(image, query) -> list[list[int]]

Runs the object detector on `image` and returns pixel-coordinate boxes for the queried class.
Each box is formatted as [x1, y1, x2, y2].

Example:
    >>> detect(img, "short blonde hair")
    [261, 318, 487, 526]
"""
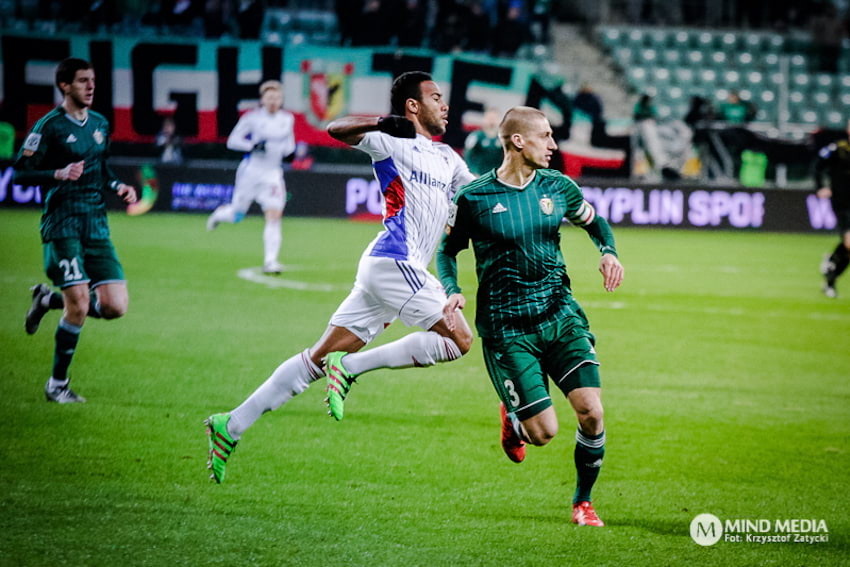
[259, 80, 282, 96]
[499, 106, 548, 147]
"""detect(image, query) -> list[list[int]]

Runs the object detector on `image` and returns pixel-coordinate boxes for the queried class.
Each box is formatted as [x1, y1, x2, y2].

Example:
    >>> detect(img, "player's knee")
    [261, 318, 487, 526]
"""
[577, 405, 604, 435]
[64, 295, 89, 321]
[100, 303, 127, 319]
[524, 413, 559, 446]
[527, 424, 558, 446]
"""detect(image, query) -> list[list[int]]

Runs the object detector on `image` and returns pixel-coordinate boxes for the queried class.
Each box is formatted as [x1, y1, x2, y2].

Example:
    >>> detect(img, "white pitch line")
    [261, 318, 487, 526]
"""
[237, 267, 349, 292]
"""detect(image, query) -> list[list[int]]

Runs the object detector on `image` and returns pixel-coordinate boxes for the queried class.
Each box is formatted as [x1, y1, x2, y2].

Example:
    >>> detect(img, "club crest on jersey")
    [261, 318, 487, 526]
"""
[539, 196, 554, 215]
[92, 129, 104, 145]
[23, 133, 42, 153]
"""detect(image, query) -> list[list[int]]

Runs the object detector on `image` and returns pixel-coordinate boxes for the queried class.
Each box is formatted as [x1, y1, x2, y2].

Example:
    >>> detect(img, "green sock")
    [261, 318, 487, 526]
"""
[52, 318, 82, 382]
[573, 429, 605, 504]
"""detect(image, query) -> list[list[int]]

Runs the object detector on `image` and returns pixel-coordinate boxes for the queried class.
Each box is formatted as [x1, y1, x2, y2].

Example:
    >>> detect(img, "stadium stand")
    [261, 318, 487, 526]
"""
[597, 25, 848, 131]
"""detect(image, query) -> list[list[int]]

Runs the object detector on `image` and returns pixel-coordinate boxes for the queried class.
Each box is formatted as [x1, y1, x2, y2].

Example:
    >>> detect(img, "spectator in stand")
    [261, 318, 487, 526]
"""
[493, 1, 528, 57]
[162, 0, 201, 30]
[466, 1, 493, 53]
[684, 95, 714, 129]
[633, 93, 681, 180]
[394, 0, 428, 47]
[530, 0, 553, 43]
[633, 93, 657, 122]
[432, 0, 468, 52]
[809, 2, 846, 74]
[335, 0, 361, 46]
[718, 91, 755, 125]
[203, 0, 230, 38]
[352, 0, 392, 47]
[236, 0, 264, 39]
[156, 116, 184, 165]
[573, 83, 604, 123]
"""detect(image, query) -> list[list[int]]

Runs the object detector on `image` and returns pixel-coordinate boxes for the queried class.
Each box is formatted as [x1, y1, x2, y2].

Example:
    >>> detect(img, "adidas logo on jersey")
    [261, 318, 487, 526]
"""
[492, 203, 507, 213]
[66, 134, 77, 143]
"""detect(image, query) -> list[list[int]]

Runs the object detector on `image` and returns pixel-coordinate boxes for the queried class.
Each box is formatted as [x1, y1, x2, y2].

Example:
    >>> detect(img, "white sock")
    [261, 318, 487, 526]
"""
[263, 217, 282, 265]
[227, 349, 323, 439]
[212, 204, 237, 224]
[342, 331, 462, 376]
[47, 376, 69, 390]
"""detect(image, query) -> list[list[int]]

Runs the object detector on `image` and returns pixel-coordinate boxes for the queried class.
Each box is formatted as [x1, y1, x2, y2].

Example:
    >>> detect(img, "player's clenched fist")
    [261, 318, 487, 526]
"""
[55, 160, 85, 181]
[377, 115, 417, 138]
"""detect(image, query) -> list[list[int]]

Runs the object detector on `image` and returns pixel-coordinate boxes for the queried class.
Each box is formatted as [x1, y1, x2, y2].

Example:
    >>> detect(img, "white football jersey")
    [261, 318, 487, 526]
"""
[356, 131, 474, 267]
[227, 107, 296, 170]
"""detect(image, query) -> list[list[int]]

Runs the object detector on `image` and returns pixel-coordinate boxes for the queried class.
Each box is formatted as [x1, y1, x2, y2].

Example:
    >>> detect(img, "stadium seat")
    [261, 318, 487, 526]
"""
[825, 110, 845, 128]
[661, 49, 682, 66]
[651, 67, 672, 86]
[710, 51, 728, 67]
[686, 50, 704, 65]
[736, 51, 756, 68]
[762, 53, 781, 70]
[615, 47, 635, 64]
[673, 67, 695, 86]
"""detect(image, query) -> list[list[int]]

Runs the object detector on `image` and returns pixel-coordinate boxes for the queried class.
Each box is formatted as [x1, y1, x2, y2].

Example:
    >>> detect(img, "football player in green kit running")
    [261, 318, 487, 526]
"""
[16, 57, 138, 403]
[436, 106, 624, 527]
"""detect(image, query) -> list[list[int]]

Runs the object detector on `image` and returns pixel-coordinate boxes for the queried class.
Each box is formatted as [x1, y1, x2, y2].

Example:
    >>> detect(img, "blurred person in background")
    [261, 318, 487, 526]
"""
[464, 107, 503, 176]
[809, 2, 846, 74]
[156, 116, 184, 164]
[815, 118, 850, 298]
[206, 80, 295, 275]
[718, 91, 755, 125]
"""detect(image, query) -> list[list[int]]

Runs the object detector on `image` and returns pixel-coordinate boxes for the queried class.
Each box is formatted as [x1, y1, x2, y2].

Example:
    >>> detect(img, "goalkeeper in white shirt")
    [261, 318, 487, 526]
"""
[207, 80, 296, 274]
[205, 71, 475, 483]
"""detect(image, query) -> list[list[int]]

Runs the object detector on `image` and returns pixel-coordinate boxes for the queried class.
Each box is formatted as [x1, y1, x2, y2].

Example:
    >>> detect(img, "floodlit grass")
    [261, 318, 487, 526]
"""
[1, 209, 848, 566]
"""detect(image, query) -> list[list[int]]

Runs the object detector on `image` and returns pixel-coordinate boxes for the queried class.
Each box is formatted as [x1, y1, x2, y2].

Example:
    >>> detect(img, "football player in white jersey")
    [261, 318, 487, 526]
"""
[207, 80, 296, 274]
[205, 71, 475, 483]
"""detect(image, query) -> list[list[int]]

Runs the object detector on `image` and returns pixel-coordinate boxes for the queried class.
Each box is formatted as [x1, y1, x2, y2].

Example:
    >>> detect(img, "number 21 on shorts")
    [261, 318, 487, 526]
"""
[59, 257, 83, 282]
[504, 379, 520, 408]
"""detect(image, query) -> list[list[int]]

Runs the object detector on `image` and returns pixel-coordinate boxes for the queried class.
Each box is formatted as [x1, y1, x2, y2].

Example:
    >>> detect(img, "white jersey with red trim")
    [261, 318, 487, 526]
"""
[227, 107, 296, 170]
[355, 131, 474, 267]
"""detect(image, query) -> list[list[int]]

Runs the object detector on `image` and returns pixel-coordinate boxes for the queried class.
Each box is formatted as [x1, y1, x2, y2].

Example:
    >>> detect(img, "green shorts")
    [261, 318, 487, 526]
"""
[481, 304, 600, 421]
[43, 238, 125, 289]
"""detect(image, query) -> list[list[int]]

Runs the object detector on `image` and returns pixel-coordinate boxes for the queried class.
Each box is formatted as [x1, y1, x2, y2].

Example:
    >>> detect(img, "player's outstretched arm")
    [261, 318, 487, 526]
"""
[328, 115, 416, 146]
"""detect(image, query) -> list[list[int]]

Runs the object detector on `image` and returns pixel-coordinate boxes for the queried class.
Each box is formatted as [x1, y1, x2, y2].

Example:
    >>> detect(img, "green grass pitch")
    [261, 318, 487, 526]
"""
[1, 208, 848, 566]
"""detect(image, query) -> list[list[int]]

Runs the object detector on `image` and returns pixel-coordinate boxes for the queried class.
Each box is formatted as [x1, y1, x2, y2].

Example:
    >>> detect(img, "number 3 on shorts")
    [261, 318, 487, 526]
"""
[504, 379, 520, 408]
[59, 258, 83, 282]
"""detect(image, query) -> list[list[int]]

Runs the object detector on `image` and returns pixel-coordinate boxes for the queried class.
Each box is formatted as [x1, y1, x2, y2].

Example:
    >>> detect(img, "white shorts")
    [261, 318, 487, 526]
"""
[231, 162, 286, 213]
[329, 255, 448, 344]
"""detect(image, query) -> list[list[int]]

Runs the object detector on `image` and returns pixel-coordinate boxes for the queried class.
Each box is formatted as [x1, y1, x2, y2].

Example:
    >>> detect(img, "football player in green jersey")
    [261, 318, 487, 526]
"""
[815, 117, 850, 298]
[16, 57, 137, 403]
[436, 106, 623, 527]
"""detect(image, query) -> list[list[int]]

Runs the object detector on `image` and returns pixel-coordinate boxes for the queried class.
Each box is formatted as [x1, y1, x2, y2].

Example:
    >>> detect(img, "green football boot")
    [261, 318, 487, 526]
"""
[205, 413, 237, 483]
[324, 351, 357, 421]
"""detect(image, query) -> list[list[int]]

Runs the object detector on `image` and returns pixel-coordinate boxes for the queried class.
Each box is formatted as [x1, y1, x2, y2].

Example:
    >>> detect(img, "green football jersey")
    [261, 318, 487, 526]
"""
[14, 107, 123, 242]
[464, 129, 503, 176]
[437, 169, 616, 338]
